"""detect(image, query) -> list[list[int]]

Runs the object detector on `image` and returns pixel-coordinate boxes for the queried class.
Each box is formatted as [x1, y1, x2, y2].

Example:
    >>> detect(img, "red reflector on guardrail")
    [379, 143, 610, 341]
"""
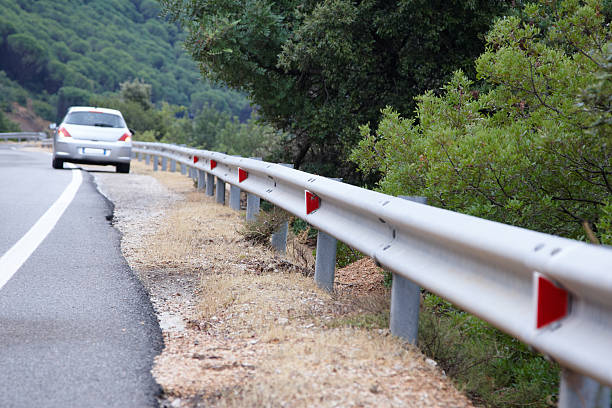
[239, 168, 248, 182]
[536, 275, 569, 329]
[305, 190, 320, 214]
[211, 159, 217, 170]
[193, 156, 199, 163]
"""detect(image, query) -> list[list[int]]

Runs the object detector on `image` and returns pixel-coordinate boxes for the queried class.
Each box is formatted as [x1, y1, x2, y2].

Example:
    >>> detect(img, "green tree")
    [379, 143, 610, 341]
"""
[160, 0, 514, 180]
[120, 78, 153, 110]
[351, 0, 611, 243]
[0, 0, 250, 123]
[1, 33, 49, 90]
[0, 110, 19, 132]
[56, 86, 92, 120]
[213, 119, 285, 158]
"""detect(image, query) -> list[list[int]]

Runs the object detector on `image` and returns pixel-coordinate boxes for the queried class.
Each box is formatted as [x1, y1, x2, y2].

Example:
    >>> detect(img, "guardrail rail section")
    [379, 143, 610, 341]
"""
[132, 141, 612, 408]
[0, 132, 47, 142]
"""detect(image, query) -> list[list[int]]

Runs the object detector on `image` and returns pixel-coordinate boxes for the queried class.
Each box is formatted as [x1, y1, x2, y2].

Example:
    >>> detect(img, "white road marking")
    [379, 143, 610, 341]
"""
[0, 164, 83, 291]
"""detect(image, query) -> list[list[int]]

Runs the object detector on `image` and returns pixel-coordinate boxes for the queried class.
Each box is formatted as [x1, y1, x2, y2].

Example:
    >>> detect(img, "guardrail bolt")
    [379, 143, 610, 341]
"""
[161, 157, 168, 171]
[197, 169, 205, 191]
[206, 173, 215, 196]
[246, 158, 262, 221]
[153, 155, 158, 171]
[170, 159, 176, 172]
[270, 163, 294, 253]
[559, 369, 610, 408]
[216, 177, 226, 204]
[390, 195, 427, 344]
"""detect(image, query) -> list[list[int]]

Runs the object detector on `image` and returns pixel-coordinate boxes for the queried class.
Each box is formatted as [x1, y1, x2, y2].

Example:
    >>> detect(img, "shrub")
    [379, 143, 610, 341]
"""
[239, 207, 291, 245]
[351, 0, 611, 244]
[419, 294, 560, 407]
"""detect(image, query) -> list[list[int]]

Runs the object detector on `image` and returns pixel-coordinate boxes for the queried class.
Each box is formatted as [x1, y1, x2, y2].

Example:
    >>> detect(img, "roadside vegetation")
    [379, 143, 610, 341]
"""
[351, 0, 611, 244]
[0, 0, 256, 149]
[161, 0, 518, 182]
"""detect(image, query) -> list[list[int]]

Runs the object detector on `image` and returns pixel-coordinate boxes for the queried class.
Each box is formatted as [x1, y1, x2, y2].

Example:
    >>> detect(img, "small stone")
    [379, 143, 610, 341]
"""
[171, 398, 181, 407]
[277, 318, 289, 325]
[425, 358, 437, 368]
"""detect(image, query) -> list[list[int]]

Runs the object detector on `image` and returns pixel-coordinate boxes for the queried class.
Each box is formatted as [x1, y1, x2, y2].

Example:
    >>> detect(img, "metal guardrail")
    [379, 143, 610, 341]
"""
[0, 132, 46, 142]
[133, 141, 612, 404]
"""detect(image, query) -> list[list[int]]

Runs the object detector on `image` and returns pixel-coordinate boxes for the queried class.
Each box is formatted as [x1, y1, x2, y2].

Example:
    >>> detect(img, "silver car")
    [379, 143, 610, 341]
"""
[52, 106, 132, 173]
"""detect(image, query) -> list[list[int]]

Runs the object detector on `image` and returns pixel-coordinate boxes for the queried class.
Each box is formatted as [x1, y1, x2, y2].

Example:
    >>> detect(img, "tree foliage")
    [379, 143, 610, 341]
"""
[0, 110, 19, 132]
[351, 0, 611, 243]
[160, 0, 514, 180]
[0, 0, 250, 121]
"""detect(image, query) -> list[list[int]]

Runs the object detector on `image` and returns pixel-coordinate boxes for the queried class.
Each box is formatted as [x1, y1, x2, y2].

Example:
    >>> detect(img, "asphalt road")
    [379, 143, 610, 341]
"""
[0, 146, 163, 407]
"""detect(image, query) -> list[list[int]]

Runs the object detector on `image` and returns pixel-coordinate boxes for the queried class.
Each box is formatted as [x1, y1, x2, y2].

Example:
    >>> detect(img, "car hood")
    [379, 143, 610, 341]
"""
[63, 124, 127, 142]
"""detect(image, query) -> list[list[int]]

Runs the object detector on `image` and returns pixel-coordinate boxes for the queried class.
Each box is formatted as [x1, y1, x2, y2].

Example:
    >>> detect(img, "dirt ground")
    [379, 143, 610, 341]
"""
[6, 102, 51, 132]
[92, 158, 473, 408]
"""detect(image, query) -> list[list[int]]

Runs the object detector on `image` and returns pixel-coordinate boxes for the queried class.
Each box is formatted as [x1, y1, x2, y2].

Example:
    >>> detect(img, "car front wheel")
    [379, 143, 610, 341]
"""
[52, 158, 64, 169]
[116, 163, 130, 173]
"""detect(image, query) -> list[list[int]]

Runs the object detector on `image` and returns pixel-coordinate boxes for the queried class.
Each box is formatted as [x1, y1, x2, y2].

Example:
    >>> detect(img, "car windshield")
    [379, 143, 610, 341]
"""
[64, 112, 125, 128]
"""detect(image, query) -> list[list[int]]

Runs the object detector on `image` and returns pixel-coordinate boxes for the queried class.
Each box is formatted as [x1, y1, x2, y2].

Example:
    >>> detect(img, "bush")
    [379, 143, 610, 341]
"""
[419, 294, 559, 407]
[0, 110, 19, 132]
[239, 207, 291, 245]
[351, 0, 612, 244]
[32, 99, 54, 121]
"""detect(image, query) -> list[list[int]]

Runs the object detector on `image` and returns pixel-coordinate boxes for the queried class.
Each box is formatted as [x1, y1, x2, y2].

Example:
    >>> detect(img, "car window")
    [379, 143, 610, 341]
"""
[64, 112, 126, 128]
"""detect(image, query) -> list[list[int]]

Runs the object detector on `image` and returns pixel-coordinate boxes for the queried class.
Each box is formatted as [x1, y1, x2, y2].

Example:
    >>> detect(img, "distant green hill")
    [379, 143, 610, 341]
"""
[0, 0, 250, 123]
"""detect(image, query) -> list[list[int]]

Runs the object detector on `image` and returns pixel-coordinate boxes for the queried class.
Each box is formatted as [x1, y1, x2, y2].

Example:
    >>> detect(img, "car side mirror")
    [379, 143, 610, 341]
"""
[129, 128, 136, 136]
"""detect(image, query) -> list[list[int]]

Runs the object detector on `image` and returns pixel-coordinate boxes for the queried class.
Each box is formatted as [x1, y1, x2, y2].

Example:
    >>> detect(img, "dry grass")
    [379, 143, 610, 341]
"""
[122, 159, 474, 407]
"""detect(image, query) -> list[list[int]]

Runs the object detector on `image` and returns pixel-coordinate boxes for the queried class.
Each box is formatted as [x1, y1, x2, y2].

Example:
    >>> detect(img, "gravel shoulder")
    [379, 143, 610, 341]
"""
[93, 159, 474, 408]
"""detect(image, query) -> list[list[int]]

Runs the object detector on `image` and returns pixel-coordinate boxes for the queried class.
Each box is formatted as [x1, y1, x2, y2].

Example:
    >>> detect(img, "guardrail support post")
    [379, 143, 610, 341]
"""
[206, 173, 214, 196]
[138, 152, 143, 161]
[180, 164, 186, 175]
[314, 231, 338, 292]
[246, 158, 262, 221]
[153, 155, 158, 171]
[559, 369, 610, 408]
[145, 154, 150, 165]
[314, 177, 342, 291]
[197, 169, 205, 191]
[246, 194, 260, 221]
[230, 185, 241, 210]
[229, 155, 242, 211]
[170, 159, 176, 172]
[270, 163, 293, 253]
[161, 157, 167, 171]
[216, 178, 226, 204]
[271, 221, 289, 253]
[390, 196, 427, 344]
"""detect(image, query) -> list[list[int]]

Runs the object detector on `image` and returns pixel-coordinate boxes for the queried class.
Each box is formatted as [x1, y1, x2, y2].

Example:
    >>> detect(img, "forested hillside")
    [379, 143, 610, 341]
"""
[0, 0, 250, 124]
